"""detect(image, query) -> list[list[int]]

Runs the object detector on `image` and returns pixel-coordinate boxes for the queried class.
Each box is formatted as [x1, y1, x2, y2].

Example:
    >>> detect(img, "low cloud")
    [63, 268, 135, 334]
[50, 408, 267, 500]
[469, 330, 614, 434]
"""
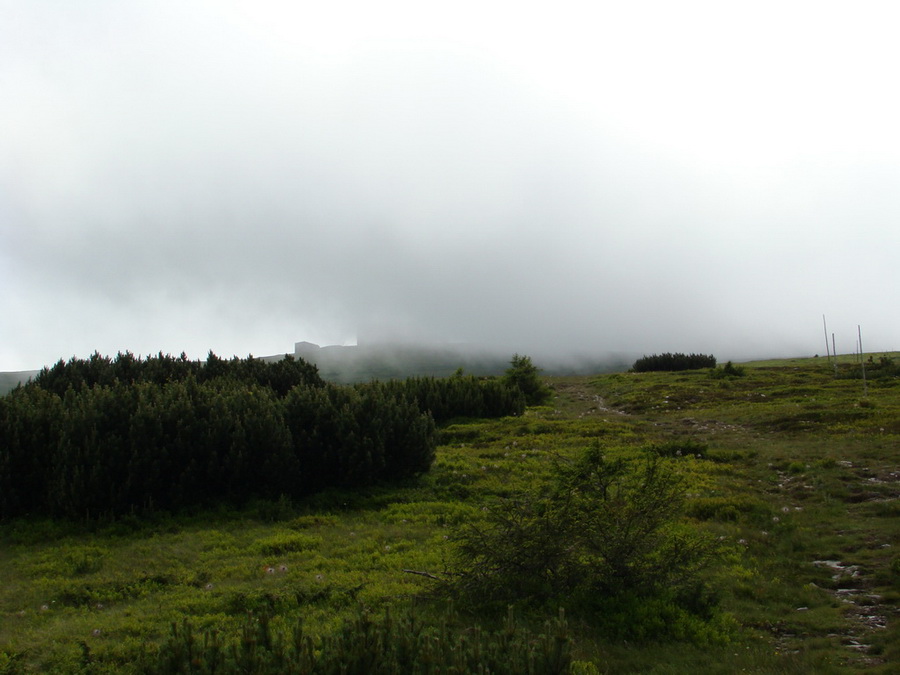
[2, 1, 898, 370]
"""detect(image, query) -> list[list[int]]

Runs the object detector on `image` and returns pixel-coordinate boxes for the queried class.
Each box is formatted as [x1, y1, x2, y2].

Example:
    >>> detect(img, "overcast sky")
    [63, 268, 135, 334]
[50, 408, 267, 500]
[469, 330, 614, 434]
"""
[2, 0, 898, 371]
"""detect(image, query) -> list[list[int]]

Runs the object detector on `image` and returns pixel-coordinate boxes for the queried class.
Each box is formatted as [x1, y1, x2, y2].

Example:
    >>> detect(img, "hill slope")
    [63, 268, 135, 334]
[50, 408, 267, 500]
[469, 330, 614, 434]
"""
[1, 355, 897, 672]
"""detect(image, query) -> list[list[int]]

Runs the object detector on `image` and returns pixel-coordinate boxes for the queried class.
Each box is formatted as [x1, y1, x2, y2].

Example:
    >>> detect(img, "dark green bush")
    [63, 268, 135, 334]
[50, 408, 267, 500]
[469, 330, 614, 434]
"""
[27, 351, 324, 397]
[0, 352, 536, 521]
[684, 496, 773, 525]
[632, 353, 716, 373]
[709, 361, 745, 379]
[283, 382, 435, 493]
[836, 355, 900, 380]
[890, 556, 900, 577]
[503, 354, 551, 405]
[0, 360, 432, 520]
[356, 372, 525, 424]
[448, 445, 721, 631]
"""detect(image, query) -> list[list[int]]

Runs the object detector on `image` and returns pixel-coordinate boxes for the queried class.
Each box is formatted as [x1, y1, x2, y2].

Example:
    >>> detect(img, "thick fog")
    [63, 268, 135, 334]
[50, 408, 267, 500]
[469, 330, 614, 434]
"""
[2, 1, 898, 370]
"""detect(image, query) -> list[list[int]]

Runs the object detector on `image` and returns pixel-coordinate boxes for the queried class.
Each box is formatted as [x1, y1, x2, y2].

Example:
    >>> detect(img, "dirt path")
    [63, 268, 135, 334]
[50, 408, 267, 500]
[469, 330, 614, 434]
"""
[547, 378, 630, 418]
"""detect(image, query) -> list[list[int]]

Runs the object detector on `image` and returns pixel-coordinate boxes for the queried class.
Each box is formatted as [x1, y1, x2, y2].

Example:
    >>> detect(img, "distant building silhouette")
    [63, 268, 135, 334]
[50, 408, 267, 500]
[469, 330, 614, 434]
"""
[294, 341, 321, 358]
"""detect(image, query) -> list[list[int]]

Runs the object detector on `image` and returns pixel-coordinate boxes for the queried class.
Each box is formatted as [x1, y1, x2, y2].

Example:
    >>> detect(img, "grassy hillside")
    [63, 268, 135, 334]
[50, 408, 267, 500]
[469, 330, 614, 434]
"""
[1, 355, 898, 672]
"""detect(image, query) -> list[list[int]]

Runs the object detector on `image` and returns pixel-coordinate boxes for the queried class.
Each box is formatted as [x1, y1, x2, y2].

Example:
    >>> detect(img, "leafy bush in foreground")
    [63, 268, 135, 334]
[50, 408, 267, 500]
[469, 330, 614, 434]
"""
[632, 353, 716, 372]
[448, 446, 722, 637]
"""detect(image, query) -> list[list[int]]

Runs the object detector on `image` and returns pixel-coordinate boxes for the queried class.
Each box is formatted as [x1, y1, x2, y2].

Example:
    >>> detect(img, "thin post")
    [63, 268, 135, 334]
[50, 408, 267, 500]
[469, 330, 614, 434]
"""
[823, 315, 833, 371]
[832, 333, 838, 375]
[858, 325, 867, 397]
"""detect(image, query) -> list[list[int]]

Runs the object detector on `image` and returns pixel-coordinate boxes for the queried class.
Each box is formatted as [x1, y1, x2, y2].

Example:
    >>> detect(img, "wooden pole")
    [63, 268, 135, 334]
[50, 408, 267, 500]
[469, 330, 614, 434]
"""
[823, 315, 832, 371]
[858, 325, 867, 397]
[832, 333, 837, 375]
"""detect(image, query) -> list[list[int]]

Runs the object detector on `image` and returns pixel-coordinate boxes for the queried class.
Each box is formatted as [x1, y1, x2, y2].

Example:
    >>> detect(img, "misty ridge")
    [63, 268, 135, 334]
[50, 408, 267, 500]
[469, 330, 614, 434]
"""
[272, 339, 631, 383]
[0, 339, 631, 395]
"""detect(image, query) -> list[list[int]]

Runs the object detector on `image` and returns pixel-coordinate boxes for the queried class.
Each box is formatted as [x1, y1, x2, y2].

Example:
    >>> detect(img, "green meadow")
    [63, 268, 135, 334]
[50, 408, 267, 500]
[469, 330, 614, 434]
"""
[1, 354, 898, 673]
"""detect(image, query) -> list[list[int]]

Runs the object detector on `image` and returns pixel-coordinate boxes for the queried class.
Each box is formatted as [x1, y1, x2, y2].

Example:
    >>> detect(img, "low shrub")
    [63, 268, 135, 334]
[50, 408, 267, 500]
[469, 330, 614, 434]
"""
[447, 445, 722, 634]
[788, 461, 806, 474]
[685, 496, 772, 525]
[836, 356, 900, 380]
[0, 650, 24, 675]
[28, 545, 108, 577]
[504, 354, 551, 406]
[709, 361, 746, 379]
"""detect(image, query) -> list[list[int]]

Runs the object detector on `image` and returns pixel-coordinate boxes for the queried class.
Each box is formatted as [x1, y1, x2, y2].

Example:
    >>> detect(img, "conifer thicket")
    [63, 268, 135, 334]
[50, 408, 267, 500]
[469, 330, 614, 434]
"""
[0, 352, 526, 520]
[632, 353, 716, 372]
[356, 373, 526, 424]
[30, 350, 324, 396]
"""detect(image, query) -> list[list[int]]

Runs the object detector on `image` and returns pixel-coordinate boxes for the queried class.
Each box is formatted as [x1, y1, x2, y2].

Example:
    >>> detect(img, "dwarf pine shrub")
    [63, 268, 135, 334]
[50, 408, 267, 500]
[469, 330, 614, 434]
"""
[709, 361, 745, 379]
[0, 360, 436, 520]
[632, 353, 716, 372]
[503, 354, 551, 406]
